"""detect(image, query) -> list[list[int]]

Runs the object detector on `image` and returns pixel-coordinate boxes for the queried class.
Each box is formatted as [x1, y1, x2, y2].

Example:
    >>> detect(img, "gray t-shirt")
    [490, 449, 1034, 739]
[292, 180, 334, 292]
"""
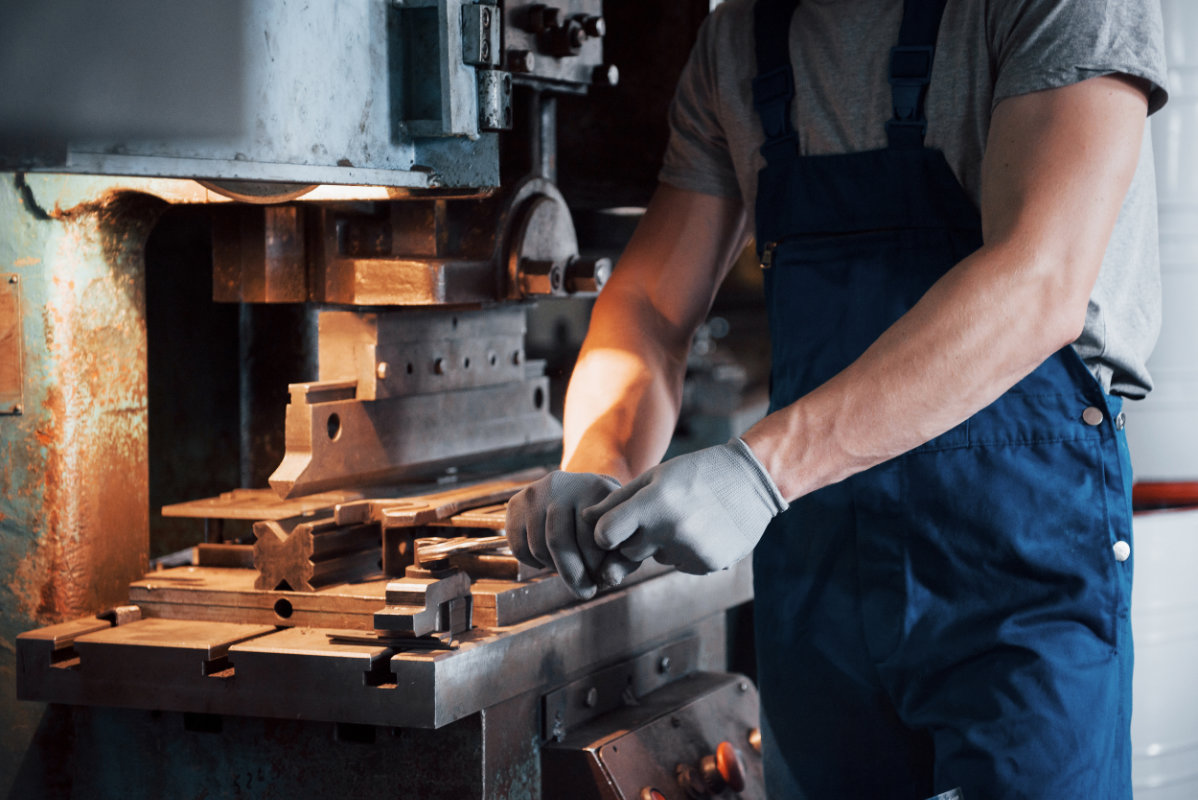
[660, 0, 1169, 397]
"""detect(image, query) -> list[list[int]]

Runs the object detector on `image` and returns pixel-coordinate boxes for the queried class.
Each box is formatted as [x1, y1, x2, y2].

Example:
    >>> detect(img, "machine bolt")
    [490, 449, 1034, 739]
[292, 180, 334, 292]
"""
[584, 686, 599, 708]
[508, 49, 536, 73]
[581, 15, 606, 37]
[564, 256, 611, 293]
[592, 63, 620, 87]
[518, 258, 564, 296]
[8, 275, 17, 284]
[658, 655, 672, 674]
[376, 362, 391, 381]
[11, 405, 22, 415]
[568, 23, 587, 48]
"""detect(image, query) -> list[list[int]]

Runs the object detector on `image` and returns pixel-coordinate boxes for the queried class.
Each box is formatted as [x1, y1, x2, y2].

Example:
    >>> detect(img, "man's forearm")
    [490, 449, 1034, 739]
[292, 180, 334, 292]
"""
[561, 286, 690, 481]
[744, 75, 1150, 501]
[559, 184, 750, 480]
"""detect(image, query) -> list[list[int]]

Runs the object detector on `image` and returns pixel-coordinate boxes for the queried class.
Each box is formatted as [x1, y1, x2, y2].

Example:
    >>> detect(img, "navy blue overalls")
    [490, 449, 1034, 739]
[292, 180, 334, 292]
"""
[748, 0, 1136, 796]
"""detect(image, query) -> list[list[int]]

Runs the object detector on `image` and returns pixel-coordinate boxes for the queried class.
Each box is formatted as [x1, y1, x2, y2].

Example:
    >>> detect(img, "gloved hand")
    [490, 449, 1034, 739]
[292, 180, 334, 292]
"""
[505, 471, 638, 599]
[583, 438, 788, 585]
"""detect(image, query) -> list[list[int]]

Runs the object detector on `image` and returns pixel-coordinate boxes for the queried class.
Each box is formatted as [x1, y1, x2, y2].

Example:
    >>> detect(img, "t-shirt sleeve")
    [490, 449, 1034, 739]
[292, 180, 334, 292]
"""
[657, 8, 742, 198]
[989, 0, 1169, 115]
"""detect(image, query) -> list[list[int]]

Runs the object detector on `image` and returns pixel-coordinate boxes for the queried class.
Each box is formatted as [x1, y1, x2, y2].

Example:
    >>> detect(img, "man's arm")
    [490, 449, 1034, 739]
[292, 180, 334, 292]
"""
[743, 74, 1151, 499]
[561, 183, 750, 480]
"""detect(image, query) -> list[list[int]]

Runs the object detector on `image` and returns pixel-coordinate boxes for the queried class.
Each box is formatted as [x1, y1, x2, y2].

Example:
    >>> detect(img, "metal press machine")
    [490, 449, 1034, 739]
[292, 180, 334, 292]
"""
[1, 2, 763, 797]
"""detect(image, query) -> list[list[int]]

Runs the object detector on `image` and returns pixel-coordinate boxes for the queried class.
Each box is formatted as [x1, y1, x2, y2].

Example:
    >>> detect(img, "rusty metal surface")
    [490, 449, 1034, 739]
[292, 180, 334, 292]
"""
[0, 175, 169, 795]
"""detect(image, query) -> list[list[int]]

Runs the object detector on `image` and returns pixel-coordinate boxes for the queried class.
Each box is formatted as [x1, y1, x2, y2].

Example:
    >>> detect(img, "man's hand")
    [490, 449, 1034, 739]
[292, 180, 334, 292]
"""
[583, 438, 788, 585]
[505, 471, 630, 599]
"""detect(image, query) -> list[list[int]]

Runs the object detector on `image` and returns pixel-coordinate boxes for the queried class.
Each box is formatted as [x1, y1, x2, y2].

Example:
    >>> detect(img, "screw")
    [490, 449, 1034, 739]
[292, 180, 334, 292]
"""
[11, 405, 22, 415]
[658, 656, 671, 674]
[738, 681, 749, 693]
[8, 275, 17, 284]
[376, 362, 390, 381]
[434, 358, 446, 375]
[584, 687, 598, 708]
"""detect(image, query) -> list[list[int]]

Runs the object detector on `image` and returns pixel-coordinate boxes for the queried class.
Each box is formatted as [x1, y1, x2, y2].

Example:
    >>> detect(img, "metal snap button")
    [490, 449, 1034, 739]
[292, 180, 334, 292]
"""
[1114, 412, 1126, 431]
[1082, 406, 1104, 426]
[1113, 541, 1131, 562]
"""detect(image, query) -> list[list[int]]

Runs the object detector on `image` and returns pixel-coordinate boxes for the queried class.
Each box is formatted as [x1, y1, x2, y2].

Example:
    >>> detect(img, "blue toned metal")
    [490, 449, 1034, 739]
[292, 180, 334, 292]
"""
[0, 172, 162, 796]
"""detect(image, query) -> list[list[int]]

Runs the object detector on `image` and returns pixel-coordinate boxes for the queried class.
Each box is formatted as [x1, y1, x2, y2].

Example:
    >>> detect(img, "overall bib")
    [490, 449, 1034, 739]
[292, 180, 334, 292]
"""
[748, 0, 1136, 796]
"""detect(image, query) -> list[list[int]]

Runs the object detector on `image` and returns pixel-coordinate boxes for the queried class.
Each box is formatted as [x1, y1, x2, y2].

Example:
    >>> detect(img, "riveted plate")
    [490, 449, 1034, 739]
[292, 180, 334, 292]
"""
[0, 274, 23, 414]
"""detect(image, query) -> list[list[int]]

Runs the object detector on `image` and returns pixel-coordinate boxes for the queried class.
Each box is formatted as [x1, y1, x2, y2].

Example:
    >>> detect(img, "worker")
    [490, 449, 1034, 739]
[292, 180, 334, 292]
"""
[507, 0, 1167, 796]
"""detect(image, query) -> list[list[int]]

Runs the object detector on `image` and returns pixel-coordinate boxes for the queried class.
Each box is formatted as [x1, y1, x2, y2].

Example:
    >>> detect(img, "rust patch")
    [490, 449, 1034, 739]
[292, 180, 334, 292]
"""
[8, 195, 156, 624]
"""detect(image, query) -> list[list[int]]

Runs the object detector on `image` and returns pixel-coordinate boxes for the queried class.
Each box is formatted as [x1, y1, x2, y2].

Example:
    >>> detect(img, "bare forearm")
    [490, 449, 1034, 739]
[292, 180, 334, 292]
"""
[560, 184, 749, 480]
[745, 75, 1149, 501]
[743, 240, 1084, 498]
[561, 288, 689, 480]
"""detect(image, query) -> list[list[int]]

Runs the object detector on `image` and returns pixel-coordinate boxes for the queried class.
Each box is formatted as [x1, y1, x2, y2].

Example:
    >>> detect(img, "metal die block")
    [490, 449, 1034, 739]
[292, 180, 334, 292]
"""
[161, 488, 364, 521]
[541, 637, 701, 742]
[470, 560, 670, 628]
[478, 69, 513, 131]
[253, 515, 382, 592]
[268, 375, 561, 498]
[211, 205, 307, 303]
[128, 567, 389, 630]
[542, 672, 766, 800]
[317, 307, 529, 400]
[0, 273, 23, 414]
[376, 571, 473, 637]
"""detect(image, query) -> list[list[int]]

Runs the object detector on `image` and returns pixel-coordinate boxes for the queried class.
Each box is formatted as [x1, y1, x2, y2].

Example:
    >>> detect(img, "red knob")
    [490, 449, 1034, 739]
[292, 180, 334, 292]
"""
[699, 741, 746, 794]
[716, 741, 746, 792]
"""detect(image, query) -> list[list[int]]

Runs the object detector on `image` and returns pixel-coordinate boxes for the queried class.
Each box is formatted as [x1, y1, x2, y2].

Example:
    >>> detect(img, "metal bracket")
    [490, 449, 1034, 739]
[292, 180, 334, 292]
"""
[462, 2, 502, 67]
[1, 274, 24, 415]
[541, 636, 701, 742]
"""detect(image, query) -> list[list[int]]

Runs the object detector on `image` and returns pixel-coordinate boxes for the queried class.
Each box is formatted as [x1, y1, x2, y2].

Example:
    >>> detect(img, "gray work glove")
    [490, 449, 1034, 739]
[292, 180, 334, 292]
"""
[505, 471, 638, 599]
[584, 438, 788, 584]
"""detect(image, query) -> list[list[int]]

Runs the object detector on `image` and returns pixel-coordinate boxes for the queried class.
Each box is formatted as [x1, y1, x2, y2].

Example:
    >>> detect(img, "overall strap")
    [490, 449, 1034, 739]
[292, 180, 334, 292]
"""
[753, 0, 801, 164]
[886, 0, 950, 149]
